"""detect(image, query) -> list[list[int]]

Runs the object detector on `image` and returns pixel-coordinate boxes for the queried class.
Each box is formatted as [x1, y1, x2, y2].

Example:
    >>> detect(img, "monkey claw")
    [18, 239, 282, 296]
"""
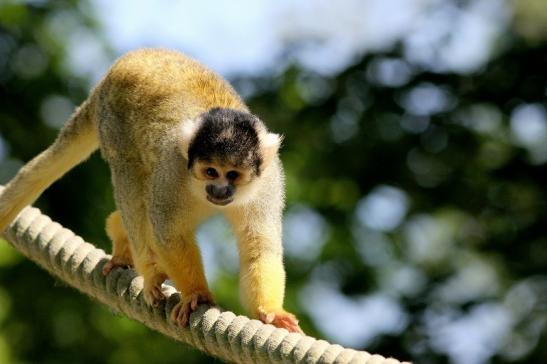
[171, 291, 215, 326]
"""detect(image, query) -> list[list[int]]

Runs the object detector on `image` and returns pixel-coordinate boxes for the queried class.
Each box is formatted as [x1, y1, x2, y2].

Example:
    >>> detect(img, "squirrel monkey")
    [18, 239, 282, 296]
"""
[0, 49, 302, 333]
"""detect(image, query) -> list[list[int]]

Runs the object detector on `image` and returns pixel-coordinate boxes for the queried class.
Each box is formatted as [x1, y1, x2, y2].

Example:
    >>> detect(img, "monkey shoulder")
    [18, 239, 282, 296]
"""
[100, 49, 245, 117]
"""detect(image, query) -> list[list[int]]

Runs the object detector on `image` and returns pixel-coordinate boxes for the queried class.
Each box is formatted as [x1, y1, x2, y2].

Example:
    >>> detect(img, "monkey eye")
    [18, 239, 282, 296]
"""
[226, 170, 239, 181]
[205, 168, 219, 178]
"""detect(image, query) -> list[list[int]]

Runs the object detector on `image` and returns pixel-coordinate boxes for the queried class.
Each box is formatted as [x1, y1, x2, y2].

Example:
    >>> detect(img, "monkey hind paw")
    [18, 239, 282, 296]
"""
[171, 291, 215, 326]
[102, 256, 133, 275]
[259, 309, 304, 334]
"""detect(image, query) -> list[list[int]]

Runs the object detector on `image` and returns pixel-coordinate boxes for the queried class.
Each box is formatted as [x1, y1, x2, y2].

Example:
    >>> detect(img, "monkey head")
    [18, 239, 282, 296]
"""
[181, 108, 281, 207]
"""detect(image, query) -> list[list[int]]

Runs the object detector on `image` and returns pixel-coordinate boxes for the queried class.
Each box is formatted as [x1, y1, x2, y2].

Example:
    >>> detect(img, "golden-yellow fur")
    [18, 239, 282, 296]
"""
[0, 49, 301, 333]
[103, 210, 133, 271]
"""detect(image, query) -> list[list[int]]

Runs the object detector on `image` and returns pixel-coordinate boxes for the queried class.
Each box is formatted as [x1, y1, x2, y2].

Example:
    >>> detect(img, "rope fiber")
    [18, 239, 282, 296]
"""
[0, 186, 410, 364]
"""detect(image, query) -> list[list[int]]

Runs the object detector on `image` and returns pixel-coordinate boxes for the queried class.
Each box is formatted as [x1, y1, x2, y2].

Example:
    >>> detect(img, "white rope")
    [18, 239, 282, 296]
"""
[0, 186, 410, 364]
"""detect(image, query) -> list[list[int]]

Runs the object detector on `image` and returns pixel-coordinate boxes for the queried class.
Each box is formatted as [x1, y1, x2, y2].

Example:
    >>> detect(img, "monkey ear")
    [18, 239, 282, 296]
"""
[260, 132, 282, 170]
[180, 119, 199, 160]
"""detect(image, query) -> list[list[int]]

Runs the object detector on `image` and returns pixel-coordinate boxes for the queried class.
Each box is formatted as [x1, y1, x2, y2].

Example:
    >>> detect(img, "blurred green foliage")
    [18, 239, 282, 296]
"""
[1, 1, 546, 363]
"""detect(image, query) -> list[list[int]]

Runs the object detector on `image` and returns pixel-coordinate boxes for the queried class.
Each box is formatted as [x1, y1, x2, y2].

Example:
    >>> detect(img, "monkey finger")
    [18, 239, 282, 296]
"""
[275, 317, 304, 334]
[102, 257, 132, 275]
[102, 261, 125, 275]
[171, 301, 191, 326]
[189, 291, 215, 311]
[143, 285, 166, 307]
[259, 310, 304, 334]
[190, 295, 199, 311]
[259, 311, 276, 324]
[283, 320, 304, 334]
[170, 301, 184, 323]
[171, 291, 215, 326]
[102, 261, 115, 275]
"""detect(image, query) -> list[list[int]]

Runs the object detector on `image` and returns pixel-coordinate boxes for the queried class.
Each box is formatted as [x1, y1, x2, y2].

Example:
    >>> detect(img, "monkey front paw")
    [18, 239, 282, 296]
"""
[259, 309, 304, 334]
[171, 291, 215, 326]
[143, 282, 167, 308]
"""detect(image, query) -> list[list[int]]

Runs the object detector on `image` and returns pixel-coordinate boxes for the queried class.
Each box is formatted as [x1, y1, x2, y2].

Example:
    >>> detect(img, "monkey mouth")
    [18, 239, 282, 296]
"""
[207, 195, 234, 206]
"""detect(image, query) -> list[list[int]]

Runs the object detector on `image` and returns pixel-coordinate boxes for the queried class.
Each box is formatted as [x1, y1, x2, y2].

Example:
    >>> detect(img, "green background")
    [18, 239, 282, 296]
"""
[0, 1, 546, 363]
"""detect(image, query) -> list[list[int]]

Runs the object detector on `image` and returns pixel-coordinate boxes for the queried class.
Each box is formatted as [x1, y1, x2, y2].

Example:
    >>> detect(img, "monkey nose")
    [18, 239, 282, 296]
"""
[206, 184, 234, 201]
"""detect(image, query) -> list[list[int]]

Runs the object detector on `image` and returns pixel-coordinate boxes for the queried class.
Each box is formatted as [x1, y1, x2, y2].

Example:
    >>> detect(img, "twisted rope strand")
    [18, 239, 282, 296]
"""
[1, 192, 410, 364]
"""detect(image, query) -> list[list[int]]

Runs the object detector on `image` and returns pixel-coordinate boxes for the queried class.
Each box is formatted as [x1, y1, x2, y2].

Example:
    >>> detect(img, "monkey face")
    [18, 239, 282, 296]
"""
[181, 108, 282, 207]
[190, 161, 256, 207]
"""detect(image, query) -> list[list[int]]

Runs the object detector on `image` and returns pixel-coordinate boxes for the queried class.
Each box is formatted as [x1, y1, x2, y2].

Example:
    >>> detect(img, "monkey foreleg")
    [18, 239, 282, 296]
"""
[154, 236, 215, 326]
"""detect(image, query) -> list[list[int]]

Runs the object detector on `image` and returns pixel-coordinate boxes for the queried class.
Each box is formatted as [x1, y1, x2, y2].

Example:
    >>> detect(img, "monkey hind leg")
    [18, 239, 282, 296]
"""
[103, 210, 134, 275]
[103, 211, 168, 306]
[107, 166, 169, 306]
[103, 210, 168, 306]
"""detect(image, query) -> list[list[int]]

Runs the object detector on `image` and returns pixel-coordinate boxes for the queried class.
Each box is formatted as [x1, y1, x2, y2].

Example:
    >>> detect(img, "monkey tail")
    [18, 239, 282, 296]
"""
[0, 98, 99, 232]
